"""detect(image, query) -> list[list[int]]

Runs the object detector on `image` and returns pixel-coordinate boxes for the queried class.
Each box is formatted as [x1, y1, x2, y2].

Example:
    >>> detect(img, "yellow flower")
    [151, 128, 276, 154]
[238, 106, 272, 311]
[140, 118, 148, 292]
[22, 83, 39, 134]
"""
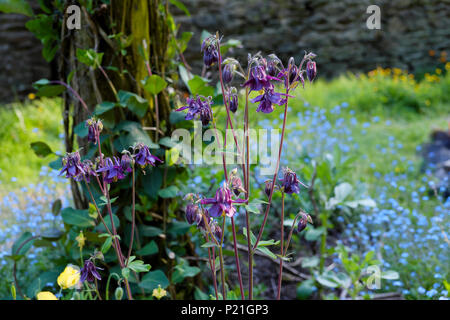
[152, 285, 167, 300]
[57, 265, 80, 289]
[445, 62, 450, 71]
[37, 291, 58, 300]
[75, 231, 86, 249]
[28, 93, 36, 100]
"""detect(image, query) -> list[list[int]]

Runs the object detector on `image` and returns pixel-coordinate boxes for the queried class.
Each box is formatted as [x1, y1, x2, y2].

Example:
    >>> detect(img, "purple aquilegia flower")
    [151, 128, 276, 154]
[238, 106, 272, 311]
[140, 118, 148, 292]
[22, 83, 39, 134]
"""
[201, 38, 219, 67]
[229, 91, 238, 113]
[80, 160, 97, 183]
[251, 89, 290, 114]
[59, 151, 85, 180]
[230, 176, 245, 196]
[297, 212, 312, 232]
[80, 260, 102, 283]
[176, 96, 213, 126]
[120, 154, 133, 173]
[134, 143, 161, 168]
[185, 203, 200, 225]
[86, 118, 103, 145]
[97, 157, 126, 183]
[222, 63, 234, 83]
[243, 65, 280, 92]
[210, 221, 223, 241]
[201, 185, 245, 218]
[306, 60, 317, 82]
[280, 167, 307, 194]
[266, 60, 279, 77]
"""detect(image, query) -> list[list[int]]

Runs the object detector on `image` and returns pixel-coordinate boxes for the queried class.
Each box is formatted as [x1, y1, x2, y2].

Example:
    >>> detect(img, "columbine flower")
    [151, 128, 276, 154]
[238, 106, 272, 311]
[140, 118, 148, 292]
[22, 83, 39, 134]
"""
[57, 265, 80, 290]
[230, 176, 245, 196]
[120, 153, 133, 173]
[280, 167, 306, 194]
[185, 203, 200, 225]
[59, 151, 85, 180]
[96, 157, 126, 183]
[134, 143, 161, 168]
[201, 185, 245, 218]
[267, 60, 279, 77]
[86, 118, 103, 145]
[229, 90, 238, 113]
[36, 291, 58, 300]
[222, 63, 234, 83]
[176, 95, 213, 126]
[264, 180, 274, 198]
[201, 37, 219, 67]
[80, 159, 97, 183]
[243, 65, 279, 92]
[210, 220, 223, 241]
[80, 260, 102, 283]
[306, 60, 317, 82]
[152, 285, 167, 300]
[251, 88, 290, 113]
[297, 212, 313, 232]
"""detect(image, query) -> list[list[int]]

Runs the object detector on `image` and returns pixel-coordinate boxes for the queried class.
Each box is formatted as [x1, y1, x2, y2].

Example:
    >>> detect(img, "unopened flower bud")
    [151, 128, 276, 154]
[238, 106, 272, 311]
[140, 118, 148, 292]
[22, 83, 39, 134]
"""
[115, 287, 124, 300]
[229, 91, 238, 113]
[297, 212, 312, 232]
[186, 203, 200, 225]
[222, 63, 234, 83]
[306, 61, 317, 82]
[231, 176, 245, 196]
[264, 180, 274, 198]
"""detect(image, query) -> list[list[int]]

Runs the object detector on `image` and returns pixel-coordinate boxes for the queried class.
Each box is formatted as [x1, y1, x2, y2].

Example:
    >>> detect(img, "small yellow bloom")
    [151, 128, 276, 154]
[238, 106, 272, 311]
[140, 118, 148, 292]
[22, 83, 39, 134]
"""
[37, 291, 58, 300]
[435, 68, 442, 75]
[75, 231, 86, 249]
[28, 93, 36, 100]
[445, 62, 450, 71]
[57, 265, 80, 290]
[152, 285, 167, 300]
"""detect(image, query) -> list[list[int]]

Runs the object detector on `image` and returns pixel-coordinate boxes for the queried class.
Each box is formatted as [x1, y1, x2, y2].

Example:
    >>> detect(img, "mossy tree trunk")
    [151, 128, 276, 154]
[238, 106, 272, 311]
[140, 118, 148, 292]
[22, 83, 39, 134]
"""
[58, 0, 171, 209]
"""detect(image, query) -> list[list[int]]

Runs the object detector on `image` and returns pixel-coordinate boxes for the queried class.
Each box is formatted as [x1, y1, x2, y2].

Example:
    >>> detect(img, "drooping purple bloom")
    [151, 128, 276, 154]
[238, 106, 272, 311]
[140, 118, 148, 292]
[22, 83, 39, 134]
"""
[222, 63, 234, 83]
[120, 154, 133, 173]
[134, 143, 161, 168]
[266, 60, 279, 77]
[176, 95, 213, 126]
[229, 91, 238, 113]
[264, 180, 274, 198]
[243, 65, 280, 92]
[86, 118, 103, 145]
[96, 157, 126, 184]
[230, 176, 245, 196]
[210, 221, 222, 241]
[306, 61, 317, 82]
[280, 167, 306, 194]
[59, 151, 85, 180]
[200, 185, 245, 218]
[185, 203, 200, 225]
[201, 38, 219, 67]
[251, 89, 290, 114]
[297, 212, 312, 232]
[80, 260, 102, 283]
[79, 159, 97, 183]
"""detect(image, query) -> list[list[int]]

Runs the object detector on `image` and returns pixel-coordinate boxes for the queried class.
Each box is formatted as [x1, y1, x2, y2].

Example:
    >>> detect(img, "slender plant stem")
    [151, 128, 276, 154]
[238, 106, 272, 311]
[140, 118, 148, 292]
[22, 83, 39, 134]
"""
[49, 80, 90, 114]
[218, 216, 227, 300]
[206, 234, 219, 300]
[276, 191, 285, 300]
[126, 165, 136, 264]
[230, 217, 245, 300]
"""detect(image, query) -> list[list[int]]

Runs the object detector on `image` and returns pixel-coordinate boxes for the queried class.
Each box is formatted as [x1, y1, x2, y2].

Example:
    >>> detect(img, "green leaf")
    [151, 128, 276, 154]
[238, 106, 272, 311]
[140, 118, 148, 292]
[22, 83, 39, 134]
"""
[242, 227, 256, 246]
[121, 267, 130, 280]
[139, 270, 169, 291]
[51, 199, 62, 216]
[61, 207, 96, 228]
[296, 279, 316, 300]
[136, 241, 159, 256]
[101, 237, 112, 254]
[12, 232, 35, 256]
[316, 273, 340, 288]
[0, 0, 33, 16]
[35, 85, 65, 97]
[142, 75, 167, 95]
[169, 0, 190, 16]
[40, 228, 64, 241]
[187, 75, 214, 97]
[30, 141, 53, 158]
[301, 256, 319, 268]
[95, 214, 120, 233]
[256, 246, 277, 260]
[140, 225, 163, 238]
[167, 220, 190, 236]
[74, 121, 88, 138]
[127, 257, 151, 273]
[201, 242, 218, 248]
[256, 239, 280, 247]
[95, 101, 117, 115]
[158, 186, 179, 199]
[76, 48, 103, 68]
[304, 226, 325, 241]
[334, 182, 353, 201]
[26, 271, 59, 299]
[113, 120, 158, 149]
[118, 90, 149, 118]
[172, 259, 200, 284]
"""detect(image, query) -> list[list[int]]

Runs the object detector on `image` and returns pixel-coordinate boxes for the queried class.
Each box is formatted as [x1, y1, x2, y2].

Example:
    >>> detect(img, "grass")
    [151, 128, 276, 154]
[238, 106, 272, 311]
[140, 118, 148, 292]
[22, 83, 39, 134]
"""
[0, 97, 64, 193]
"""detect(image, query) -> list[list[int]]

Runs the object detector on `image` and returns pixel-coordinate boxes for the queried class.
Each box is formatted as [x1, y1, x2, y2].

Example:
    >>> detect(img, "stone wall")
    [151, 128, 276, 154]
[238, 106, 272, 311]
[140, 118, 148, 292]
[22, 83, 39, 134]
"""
[174, 0, 450, 77]
[0, 0, 449, 103]
[0, 2, 51, 103]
